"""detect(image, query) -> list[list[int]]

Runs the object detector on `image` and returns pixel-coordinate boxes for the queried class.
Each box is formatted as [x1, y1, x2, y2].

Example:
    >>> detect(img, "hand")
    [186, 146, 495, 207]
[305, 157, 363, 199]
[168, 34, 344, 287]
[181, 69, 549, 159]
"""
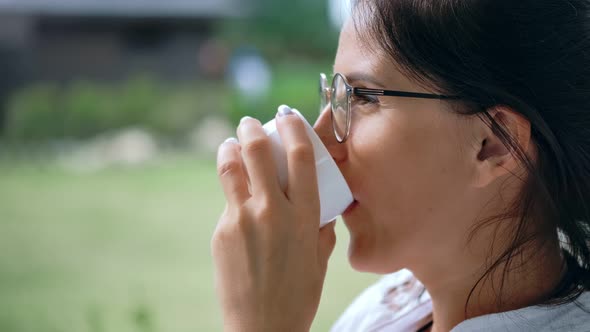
[211, 110, 336, 332]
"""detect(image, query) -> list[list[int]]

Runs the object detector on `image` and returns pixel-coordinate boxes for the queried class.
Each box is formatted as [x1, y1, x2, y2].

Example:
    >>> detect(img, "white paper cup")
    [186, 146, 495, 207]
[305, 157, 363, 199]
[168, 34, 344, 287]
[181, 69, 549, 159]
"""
[259, 105, 354, 227]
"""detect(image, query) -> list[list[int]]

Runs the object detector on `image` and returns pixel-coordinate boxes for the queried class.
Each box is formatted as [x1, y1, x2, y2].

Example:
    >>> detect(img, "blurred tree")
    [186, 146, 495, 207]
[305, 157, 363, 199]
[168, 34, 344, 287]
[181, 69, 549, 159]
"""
[0, 46, 25, 132]
[218, 0, 338, 61]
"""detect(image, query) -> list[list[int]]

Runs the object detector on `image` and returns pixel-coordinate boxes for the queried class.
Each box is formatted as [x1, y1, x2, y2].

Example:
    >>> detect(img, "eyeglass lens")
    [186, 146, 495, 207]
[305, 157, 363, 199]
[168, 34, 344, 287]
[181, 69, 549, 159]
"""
[319, 73, 350, 143]
[331, 74, 349, 142]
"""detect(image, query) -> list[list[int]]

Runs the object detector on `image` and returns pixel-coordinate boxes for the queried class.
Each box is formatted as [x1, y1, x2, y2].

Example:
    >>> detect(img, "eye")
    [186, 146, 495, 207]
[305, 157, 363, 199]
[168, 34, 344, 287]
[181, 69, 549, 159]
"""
[353, 95, 379, 105]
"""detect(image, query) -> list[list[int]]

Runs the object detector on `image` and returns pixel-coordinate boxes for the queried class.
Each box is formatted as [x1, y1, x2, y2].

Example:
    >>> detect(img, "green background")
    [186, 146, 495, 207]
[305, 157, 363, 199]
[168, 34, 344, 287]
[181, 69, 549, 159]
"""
[0, 157, 379, 332]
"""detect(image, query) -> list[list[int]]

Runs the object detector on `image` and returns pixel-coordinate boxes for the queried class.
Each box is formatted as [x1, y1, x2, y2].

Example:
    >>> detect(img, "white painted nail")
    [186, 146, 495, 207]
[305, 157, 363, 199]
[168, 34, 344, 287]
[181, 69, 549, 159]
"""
[240, 116, 253, 124]
[277, 105, 294, 117]
[224, 137, 239, 144]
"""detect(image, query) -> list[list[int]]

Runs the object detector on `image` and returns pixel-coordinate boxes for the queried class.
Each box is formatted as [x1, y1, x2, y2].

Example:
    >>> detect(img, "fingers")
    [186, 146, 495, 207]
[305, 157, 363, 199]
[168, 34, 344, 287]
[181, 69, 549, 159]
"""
[237, 117, 282, 198]
[275, 109, 320, 211]
[217, 138, 250, 206]
[317, 221, 336, 274]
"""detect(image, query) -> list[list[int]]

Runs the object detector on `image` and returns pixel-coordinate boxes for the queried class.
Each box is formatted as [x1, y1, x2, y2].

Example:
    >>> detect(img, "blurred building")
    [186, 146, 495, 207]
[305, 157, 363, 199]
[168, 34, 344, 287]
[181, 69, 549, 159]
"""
[0, 0, 248, 127]
[0, 0, 245, 83]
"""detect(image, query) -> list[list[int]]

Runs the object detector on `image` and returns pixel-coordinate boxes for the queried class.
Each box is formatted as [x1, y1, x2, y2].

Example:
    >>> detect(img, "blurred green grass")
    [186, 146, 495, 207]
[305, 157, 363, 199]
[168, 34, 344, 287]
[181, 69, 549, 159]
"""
[0, 156, 378, 332]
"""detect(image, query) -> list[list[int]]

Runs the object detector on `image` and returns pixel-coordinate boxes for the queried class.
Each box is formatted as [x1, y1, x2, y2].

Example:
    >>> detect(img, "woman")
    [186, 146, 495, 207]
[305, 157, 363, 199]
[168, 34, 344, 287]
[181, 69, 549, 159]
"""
[212, 0, 590, 331]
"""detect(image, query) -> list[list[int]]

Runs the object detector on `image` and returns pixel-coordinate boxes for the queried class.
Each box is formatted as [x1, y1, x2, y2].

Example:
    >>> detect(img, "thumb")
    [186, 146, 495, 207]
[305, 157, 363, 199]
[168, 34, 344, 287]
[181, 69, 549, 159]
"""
[317, 220, 337, 274]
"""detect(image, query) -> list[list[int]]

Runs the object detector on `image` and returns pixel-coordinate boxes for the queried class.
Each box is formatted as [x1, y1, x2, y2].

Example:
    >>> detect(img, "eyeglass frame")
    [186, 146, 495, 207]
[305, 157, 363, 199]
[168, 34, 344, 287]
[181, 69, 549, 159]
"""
[320, 72, 461, 143]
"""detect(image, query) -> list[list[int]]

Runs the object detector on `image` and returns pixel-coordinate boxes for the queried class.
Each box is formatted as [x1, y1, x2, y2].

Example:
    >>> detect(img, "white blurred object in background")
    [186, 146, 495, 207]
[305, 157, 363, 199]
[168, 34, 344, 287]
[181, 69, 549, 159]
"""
[190, 115, 234, 155]
[329, 0, 352, 29]
[228, 47, 271, 101]
[59, 128, 158, 172]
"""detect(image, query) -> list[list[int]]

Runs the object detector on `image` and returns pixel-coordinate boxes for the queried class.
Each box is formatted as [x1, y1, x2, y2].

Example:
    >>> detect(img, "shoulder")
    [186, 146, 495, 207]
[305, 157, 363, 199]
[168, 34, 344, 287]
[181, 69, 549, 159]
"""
[331, 269, 432, 332]
[452, 292, 590, 332]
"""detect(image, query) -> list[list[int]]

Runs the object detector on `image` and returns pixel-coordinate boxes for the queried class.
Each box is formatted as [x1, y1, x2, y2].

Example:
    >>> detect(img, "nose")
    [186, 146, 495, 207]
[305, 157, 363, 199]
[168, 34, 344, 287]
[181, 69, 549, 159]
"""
[313, 108, 347, 163]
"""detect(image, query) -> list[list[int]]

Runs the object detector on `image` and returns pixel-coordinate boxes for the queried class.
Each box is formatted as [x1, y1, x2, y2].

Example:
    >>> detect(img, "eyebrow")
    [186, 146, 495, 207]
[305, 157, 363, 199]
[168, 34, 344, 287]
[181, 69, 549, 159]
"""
[333, 71, 386, 89]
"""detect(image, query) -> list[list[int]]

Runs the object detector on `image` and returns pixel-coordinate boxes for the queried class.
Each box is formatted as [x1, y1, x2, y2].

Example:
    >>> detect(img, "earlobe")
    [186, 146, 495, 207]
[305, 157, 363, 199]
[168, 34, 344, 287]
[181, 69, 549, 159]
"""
[472, 107, 532, 188]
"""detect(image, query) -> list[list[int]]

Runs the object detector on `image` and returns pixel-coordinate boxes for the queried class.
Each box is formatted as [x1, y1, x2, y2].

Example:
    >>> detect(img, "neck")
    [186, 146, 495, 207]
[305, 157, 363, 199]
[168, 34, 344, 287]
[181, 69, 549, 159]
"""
[413, 234, 565, 332]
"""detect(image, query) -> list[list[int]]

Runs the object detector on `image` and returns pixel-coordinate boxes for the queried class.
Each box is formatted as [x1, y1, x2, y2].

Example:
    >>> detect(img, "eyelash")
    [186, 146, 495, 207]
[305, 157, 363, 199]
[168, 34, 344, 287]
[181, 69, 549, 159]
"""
[353, 95, 380, 105]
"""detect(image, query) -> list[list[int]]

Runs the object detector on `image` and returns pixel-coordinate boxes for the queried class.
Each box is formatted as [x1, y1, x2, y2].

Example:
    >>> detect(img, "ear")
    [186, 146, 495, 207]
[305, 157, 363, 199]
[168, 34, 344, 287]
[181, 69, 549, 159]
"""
[472, 106, 532, 188]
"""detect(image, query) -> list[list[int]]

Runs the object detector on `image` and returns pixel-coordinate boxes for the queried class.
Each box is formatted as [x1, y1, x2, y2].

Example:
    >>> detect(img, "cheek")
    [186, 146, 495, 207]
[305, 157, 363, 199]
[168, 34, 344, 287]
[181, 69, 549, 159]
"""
[350, 112, 470, 250]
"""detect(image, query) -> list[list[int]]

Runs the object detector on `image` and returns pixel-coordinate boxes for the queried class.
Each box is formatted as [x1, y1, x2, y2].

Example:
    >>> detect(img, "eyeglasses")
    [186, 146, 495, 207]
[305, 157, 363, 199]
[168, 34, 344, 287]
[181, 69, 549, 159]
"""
[319, 73, 461, 143]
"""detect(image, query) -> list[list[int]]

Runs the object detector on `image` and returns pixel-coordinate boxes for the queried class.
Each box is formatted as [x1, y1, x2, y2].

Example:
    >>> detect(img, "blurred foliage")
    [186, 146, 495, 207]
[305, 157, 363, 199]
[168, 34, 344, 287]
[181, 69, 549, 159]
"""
[217, 0, 338, 61]
[1, 0, 341, 142]
[2, 76, 229, 142]
[0, 3, 372, 332]
[2, 62, 330, 142]
[227, 62, 329, 127]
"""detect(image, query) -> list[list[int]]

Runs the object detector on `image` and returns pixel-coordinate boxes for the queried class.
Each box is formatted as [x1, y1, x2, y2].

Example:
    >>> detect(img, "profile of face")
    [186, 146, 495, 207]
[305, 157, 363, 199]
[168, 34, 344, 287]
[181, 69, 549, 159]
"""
[313, 19, 530, 275]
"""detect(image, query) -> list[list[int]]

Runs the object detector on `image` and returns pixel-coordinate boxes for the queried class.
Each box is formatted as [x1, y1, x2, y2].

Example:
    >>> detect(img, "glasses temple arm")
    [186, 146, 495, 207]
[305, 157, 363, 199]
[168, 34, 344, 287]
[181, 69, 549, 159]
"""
[353, 87, 460, 100]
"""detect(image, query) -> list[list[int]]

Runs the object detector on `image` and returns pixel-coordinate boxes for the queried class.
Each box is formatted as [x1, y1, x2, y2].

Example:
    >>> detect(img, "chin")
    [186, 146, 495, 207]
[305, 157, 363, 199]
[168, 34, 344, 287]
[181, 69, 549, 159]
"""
[345, 227, 405, 274]
[348, 251, 374, 272]
[343, 213, 377, 272]
[346, 231, 380, 272]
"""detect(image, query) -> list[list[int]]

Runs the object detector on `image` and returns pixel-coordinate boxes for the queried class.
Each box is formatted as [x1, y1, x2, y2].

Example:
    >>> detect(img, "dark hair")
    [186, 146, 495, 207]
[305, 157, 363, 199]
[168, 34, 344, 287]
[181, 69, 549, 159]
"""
[352, 0, 590, 312]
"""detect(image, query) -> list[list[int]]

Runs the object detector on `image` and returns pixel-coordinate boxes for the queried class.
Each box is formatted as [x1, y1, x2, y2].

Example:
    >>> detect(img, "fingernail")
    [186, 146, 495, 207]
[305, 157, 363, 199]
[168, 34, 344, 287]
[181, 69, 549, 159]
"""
[277, 105, 294, 117]
[224, 137, 238, 145]
[240, 116, 254, 124]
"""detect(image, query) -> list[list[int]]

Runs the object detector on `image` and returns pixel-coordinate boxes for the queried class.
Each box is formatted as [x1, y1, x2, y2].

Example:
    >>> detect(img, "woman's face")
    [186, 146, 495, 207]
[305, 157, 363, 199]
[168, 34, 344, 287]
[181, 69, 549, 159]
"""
[313, 20, 484, 273]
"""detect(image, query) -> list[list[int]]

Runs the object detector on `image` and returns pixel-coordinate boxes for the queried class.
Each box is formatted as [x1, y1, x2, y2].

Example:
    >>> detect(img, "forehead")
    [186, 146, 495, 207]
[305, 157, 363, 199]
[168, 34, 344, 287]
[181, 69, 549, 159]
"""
[333, 20, 383, 78]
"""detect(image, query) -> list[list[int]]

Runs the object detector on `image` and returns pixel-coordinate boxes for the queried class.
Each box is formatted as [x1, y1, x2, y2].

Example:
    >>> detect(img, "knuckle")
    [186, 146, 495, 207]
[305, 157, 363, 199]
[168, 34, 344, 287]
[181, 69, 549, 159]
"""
[253, 205, 273, 222]
[212, 209, 237, 235]
[211, 209, 248, 253]
[236, 215, 255, 236]
[289, 144, 314, 163]
[217, 160, 241, 178]
[243, 138, 271, 156]
[252, 197, 275, 221]
[211, 224, 232, 253]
